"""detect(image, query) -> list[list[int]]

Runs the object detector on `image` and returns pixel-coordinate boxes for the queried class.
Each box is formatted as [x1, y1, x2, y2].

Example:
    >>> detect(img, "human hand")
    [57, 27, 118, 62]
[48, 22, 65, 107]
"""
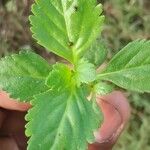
[0, 91, 30, 150]
[0, 91, 130, 150]
[88, 91, 130, 150]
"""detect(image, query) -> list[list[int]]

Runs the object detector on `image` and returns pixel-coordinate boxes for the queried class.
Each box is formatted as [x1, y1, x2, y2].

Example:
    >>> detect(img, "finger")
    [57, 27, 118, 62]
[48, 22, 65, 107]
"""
[97, 91, 131, 142]
[0, 110, 28, 150]
[0, 137, 19, 150]
[99, 91, 131, 124]
[89, 100, 122, 150]
[0, 91, 31, 111]
[95, 99, 122, 143]
[89, 91, 131, 150]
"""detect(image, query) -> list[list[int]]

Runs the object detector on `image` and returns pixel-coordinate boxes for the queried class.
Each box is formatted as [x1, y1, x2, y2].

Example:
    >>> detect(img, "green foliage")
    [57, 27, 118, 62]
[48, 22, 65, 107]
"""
[30, 0, 104, 63]
[84, 39, 107, 67]
[46, 63, 73, 90]
[75, 59, 96, 85]
[0, 51, 51, 101]
[97, 40, 150, 93]
[94, 82, 114, 95]
[0, 0, 150, 150]
[25, 86, 102, 150]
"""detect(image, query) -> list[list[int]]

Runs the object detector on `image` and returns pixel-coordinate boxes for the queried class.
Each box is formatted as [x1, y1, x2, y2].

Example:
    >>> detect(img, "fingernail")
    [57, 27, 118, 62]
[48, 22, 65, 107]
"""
[94, 124, 124, 144]
[94, 131, 109, 143]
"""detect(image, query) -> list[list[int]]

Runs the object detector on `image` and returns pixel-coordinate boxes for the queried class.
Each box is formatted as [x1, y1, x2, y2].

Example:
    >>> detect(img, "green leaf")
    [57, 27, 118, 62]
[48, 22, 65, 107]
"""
[0, 51, 51, 101]
[84, 39, 107, 67]
[25, 87, 102, 150]
[30, 0, 104, 63]
[46, 63, 73, 90]
[97, 40, 150, 92]
[75, 59, 96, 85]
[94, 82, 114, 95]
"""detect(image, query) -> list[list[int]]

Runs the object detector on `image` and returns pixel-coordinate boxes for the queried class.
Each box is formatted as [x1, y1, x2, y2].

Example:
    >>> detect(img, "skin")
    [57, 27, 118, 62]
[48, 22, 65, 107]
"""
[0, 91, 130, 150]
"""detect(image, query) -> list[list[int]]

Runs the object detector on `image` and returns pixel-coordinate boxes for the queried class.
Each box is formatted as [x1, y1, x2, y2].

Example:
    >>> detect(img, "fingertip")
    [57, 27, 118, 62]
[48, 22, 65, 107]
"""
[0, 91, 31, 111]
[91, 91, 131, 149]
[12, 102, 31, 112]
[97, 91, 131, 123]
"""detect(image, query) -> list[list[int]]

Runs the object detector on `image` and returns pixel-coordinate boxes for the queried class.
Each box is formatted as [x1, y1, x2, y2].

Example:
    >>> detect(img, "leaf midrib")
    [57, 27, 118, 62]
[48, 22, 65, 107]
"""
[51, 91, 73, 149]
[60, 0, 78, 63]
[97, 64, 150, 80]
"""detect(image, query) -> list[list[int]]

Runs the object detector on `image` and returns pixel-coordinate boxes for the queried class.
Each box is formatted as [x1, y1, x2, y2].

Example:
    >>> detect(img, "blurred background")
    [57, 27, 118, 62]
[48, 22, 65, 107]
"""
[0, 0, 150, 149]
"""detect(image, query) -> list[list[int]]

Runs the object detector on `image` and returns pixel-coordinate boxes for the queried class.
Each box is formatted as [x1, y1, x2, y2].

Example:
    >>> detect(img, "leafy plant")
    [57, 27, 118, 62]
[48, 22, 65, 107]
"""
[0, 0, 150, 150]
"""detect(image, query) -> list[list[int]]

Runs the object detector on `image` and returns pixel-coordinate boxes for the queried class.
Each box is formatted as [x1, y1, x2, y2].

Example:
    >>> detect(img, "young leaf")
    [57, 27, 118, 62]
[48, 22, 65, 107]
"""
[94, 82, 114, 95]
[25, 87, 102, 150]
[46, 63, 73, 90]
[84, 39, 107, 68]
[97, 40, 150, 93]
[0, 51, 51, 101]
[75, 59, 96, 85]
[30, 0, 104, 63]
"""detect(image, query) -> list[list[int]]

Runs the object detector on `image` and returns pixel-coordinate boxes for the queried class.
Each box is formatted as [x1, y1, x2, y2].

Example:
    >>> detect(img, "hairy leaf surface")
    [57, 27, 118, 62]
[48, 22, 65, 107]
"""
[25, 87, 102, 150]
[94, 82, 114, 95]
[0, 51, 51, 101]
[97, 40, 150, 92]
[75, 59, 96, 85]
[30, 0, 104, 63]
[84, 39, 107, 67]
[46, 63, 73, 90]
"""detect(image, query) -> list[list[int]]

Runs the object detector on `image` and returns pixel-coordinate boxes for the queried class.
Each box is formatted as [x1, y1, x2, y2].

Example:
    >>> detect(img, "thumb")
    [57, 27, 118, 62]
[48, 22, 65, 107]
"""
[89, 91, 131, 150]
